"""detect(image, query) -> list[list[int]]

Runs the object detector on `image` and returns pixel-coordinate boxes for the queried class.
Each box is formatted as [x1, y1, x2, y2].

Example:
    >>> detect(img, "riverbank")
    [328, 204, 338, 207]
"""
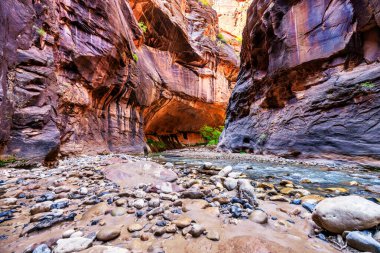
[0, 150, 379, 252]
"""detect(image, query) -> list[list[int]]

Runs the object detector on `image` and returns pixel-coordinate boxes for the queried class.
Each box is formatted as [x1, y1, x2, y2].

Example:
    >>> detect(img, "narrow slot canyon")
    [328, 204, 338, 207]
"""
[1, 1, 380, 253]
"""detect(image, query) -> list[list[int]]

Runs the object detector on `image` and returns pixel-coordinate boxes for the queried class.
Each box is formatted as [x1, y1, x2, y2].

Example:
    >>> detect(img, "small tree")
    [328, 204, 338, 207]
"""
[200, 125, 224, 146]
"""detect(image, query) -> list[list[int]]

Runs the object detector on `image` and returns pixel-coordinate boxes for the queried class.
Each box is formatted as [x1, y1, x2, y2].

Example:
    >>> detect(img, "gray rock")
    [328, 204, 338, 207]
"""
[148, 198, 160, 208]
[312, 196, 380, 233]
[218, 166, 233, 177]
[223, 178, 237, 191]
[189, 224, 205, 237]
[133, 199, 145, 209]
[206, 230, 220, 241]
[374, 231, 380, 242]
[346, 231, 380, 253]
[249, 210, 268, 224]
[33, 244, 51, 253]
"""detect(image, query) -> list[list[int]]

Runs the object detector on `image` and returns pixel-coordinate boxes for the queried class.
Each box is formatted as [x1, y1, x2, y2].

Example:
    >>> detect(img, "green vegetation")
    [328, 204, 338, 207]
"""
[0, 156, 17, 167]
[132, 53, 139, 63]
[147, 139, 166, 149]
[34, 26, 47, 37]
[361, 81, 375, 89]
[217, 33, 227, 44]
[138, 21, 148, 33]
[200, 125, 224, 146]
[198, 0, 210, 6]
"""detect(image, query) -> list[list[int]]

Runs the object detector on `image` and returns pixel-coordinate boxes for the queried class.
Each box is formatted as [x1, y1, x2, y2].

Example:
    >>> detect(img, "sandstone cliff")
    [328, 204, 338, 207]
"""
[0, 0, 238, 161]
[219, 0, 380, 160]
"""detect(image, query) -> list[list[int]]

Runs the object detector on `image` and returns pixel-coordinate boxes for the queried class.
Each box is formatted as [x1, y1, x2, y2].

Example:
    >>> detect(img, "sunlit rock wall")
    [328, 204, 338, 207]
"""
[0, 0, 238, 161]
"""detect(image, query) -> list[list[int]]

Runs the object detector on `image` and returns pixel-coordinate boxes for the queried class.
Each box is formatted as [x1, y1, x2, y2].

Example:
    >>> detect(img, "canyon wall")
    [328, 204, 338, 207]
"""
[219, 0, 380, 160]
[0, 0, 238, 161]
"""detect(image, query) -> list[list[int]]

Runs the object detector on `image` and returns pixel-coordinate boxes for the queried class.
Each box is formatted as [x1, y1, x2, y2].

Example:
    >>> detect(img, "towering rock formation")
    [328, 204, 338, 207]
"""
[219, 0, 380, 160]
[0, 0, 238, 161]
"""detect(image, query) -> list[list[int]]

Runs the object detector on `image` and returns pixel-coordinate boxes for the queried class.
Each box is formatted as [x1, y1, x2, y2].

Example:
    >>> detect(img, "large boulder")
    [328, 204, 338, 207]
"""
[312, 196, 380, 234]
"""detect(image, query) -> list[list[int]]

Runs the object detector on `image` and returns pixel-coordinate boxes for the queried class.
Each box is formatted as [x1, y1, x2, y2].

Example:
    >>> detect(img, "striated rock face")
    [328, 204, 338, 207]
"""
[219, 0, 380, 160]
[212, 0, 253, 52]
[212, 0, 252, 37]
[0, 0, 238, 161]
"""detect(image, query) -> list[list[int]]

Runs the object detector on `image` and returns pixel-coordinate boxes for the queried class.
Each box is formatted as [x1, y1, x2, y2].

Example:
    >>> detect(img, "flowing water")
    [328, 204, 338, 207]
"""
[153, 152, 380, 199]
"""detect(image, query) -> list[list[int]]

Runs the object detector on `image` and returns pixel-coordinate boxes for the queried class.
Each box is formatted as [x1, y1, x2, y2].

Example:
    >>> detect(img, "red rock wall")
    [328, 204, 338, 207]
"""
[219, 0, 380, 161]
[0, 0, 238, 161]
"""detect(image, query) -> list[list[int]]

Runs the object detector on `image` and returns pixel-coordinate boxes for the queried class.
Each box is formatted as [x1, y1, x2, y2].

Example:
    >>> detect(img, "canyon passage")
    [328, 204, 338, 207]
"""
[0, 0, 380, 253]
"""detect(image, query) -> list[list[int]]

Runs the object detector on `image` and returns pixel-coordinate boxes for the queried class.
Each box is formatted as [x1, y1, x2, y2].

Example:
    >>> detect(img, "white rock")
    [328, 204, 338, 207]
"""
[53, 237, 92, 253]
[160, 182, 173, 194]
[79, 187, 88, 195]
[133, 199, 145, 209]
[228, 171, 242, 179]
[164, 162, 174, 168]
[70, 231, 84, 238]
[218, 166, 233, 177]
[62, 229, 75, 238]
[148, 198, 161, 208]
[312, 196, 380, 234]
[223, 178, 238, 191]
[134, 190, 146, 199]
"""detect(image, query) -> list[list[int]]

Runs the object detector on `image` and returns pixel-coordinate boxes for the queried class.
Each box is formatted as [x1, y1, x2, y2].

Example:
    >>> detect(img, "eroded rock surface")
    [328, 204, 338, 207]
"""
[219, 0, 380, 160]
[0, 0, 238, 161]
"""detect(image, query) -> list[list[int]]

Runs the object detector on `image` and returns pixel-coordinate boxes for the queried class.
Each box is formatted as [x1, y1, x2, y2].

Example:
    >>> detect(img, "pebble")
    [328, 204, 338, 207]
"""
[62, 229, 76, 238]
[230, 206, 242, 218]
[218, 166, 233, 177]
[70, 231, 83, 238]
[128, 223, 143, 232]
[133, 199, 145, 209]
[140, 233, 150, 241]
[96, 226, 121, 241]
[206, 230, 220, 241]
[249, 210, 268, 224]
[115, 198, 126, 206]
[148, 198, 160, 208]
[173, 217, 192, 228]
[111, 207, 127, 216]
[269, 195, 289, 202]
[189, 224, 205, 237]
[165, 224, 177, 233]
[79, 187, 88, 195]
[223, 178, 237, 191]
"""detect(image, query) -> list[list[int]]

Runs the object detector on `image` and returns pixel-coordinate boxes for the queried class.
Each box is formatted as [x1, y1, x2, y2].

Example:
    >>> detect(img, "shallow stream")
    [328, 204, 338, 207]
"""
[153, 153, 380, 199]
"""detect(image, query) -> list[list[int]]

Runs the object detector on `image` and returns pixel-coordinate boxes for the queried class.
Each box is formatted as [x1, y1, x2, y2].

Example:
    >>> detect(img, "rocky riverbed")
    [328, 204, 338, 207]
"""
[0, 150, 379, 253]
